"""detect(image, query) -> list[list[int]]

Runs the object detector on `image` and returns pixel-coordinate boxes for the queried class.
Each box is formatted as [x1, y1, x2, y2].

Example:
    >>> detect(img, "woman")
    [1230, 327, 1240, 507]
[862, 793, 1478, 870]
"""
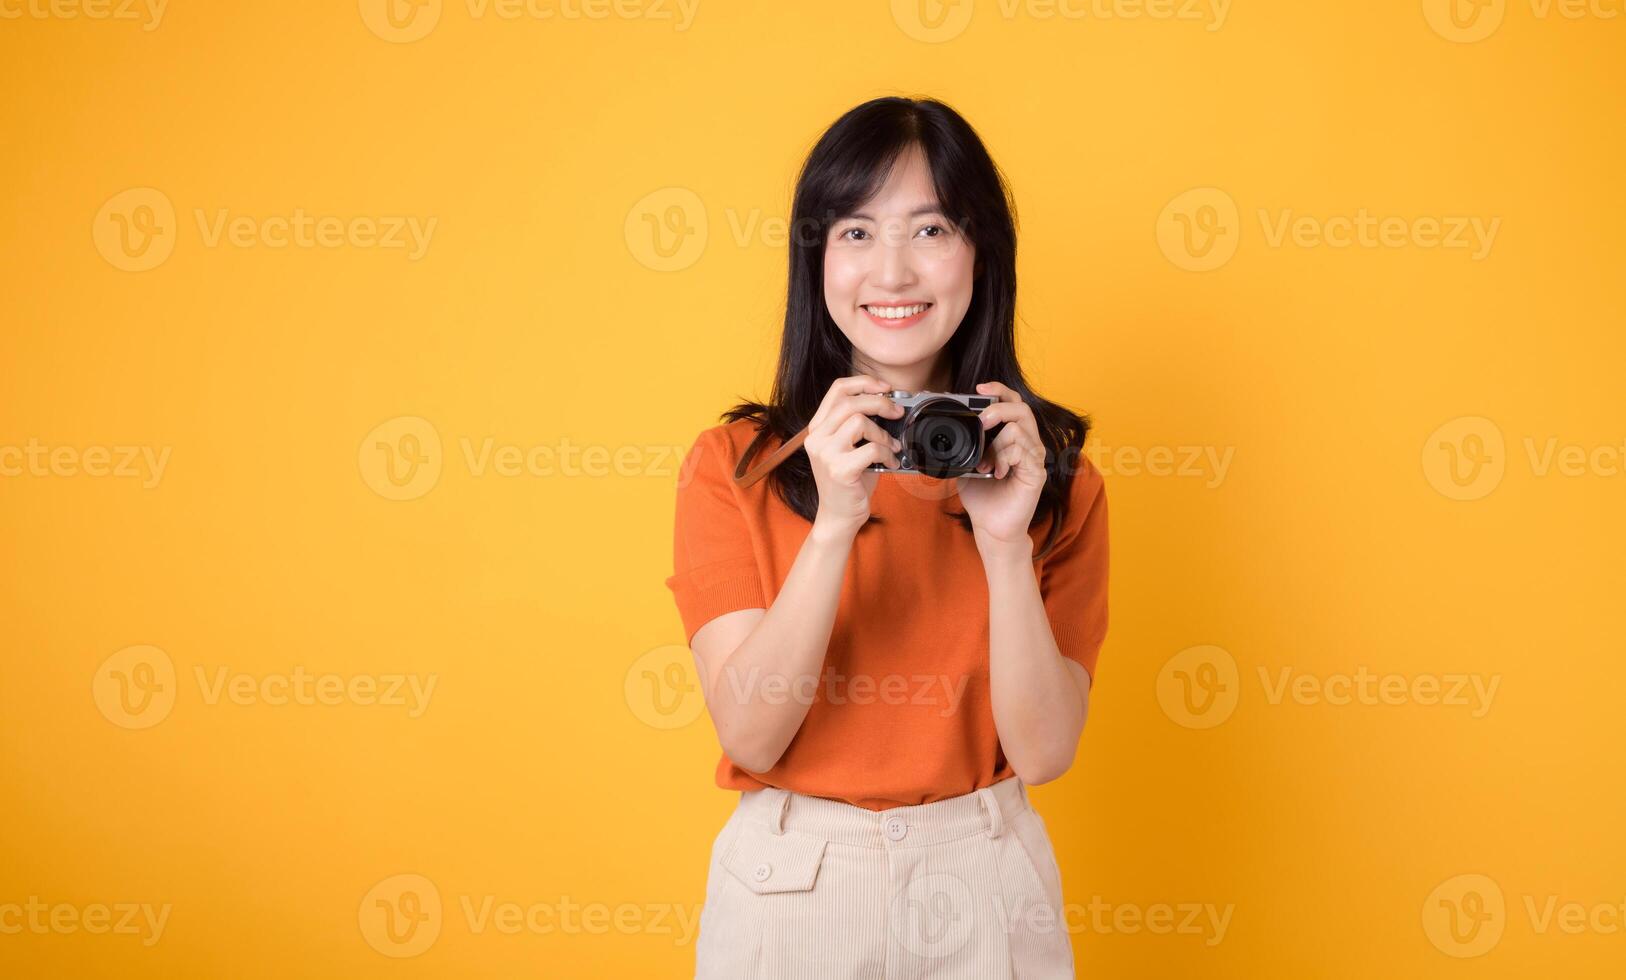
[665, 96, 1108, 978]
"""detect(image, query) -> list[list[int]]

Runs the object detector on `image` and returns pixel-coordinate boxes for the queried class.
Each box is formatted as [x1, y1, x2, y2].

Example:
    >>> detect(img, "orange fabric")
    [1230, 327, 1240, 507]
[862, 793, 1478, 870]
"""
[664, 419, 1109, 811]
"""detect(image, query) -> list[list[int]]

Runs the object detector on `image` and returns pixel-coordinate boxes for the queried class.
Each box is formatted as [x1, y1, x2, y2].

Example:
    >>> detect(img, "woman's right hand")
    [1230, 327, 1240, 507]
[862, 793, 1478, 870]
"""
[806, 374, 906, 536]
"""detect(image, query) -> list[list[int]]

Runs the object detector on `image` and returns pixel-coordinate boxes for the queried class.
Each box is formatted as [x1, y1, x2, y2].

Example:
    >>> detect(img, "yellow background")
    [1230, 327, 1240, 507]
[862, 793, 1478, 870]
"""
[2, 0, 1623, 976]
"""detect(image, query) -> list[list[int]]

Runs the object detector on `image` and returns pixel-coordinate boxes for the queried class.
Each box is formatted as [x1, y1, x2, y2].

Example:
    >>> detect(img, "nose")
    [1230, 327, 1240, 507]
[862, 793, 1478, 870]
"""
[871, 228, 918, 292]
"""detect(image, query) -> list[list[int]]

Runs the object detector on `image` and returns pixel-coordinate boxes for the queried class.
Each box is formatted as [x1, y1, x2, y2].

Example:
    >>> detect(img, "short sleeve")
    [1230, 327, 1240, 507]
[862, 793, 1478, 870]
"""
[1039, 456, 1110, 683]
[664, 426, 768, 646]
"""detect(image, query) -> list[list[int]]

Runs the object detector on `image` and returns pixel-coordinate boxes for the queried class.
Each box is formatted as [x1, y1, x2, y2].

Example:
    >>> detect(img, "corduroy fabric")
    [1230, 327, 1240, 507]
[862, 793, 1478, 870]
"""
[695, 776, 1074, 978]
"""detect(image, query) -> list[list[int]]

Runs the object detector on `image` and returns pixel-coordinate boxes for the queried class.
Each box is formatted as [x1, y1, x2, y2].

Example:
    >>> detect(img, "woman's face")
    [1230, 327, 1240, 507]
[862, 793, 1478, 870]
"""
[822, 143, 976, 386]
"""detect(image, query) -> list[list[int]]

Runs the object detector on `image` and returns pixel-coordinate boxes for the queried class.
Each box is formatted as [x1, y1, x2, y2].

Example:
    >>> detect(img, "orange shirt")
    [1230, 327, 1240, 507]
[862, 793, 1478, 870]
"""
[665, 419, 1109, 811]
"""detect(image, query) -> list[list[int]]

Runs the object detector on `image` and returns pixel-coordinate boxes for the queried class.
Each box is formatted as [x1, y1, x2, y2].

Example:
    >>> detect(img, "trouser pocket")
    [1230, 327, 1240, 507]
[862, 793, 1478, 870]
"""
[696, 815, 833, 978]
[1002, 809, 1074, 977]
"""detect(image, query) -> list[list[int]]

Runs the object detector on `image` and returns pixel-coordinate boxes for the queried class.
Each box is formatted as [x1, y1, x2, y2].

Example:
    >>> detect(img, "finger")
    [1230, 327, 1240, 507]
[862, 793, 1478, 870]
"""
[994, 441, 1013, 479]
[980, 402, 1043, 461]
[998, 442, 1028, 480]
[817, 392, 905, 435]
[837, 441, 901, 480]
[815, 375, 889, 426]
[836, 413, 902, 454]
[813, 375, 891, 427]
[984, 415, 1040, 459]
[975, 380, 1024, 403]
[1011, 440, 1046, 480]
[976, 384, 1044, 451]
[978, 400, 1038, 436]
[988, 428, 1041, 479]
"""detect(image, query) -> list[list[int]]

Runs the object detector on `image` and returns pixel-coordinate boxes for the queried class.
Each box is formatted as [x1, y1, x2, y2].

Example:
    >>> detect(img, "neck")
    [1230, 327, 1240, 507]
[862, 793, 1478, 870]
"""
[849, 353, 952, 394]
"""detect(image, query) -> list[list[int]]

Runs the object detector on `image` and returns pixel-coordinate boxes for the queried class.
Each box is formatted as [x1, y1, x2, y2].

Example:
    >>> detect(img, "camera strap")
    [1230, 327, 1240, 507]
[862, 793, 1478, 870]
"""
[732, 424, 808, 489]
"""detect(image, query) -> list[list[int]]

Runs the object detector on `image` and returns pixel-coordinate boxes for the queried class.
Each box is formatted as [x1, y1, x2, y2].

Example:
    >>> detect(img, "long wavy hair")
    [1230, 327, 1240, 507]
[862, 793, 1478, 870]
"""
[721, 96, 1090, 561]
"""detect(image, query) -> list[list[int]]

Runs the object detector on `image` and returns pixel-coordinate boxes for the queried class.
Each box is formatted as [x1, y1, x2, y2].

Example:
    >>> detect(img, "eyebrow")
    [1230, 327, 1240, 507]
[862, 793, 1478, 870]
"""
[843, 206, 947, 221]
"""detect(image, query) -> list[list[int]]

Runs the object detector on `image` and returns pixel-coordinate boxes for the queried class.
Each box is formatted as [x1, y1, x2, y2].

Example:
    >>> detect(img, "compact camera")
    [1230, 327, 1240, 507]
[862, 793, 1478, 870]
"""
[864, 390, 1002, 479]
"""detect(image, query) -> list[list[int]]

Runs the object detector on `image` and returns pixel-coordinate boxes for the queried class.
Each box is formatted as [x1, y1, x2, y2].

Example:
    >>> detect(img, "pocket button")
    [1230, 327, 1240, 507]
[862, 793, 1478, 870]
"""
[753, 862, 772, 882]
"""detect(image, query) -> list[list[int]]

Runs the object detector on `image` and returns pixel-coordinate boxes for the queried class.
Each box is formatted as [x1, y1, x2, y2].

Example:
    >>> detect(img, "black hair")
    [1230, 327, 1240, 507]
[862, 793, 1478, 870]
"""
[721, 96, 1090, 561]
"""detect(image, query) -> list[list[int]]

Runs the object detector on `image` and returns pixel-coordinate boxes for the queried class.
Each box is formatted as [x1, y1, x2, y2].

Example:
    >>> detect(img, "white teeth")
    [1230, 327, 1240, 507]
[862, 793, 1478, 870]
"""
[864, 303, 930, 319]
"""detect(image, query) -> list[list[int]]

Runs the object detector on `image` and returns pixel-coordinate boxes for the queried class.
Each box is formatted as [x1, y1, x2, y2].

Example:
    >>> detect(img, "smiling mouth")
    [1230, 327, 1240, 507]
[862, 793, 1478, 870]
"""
[861, 302, 933, 323]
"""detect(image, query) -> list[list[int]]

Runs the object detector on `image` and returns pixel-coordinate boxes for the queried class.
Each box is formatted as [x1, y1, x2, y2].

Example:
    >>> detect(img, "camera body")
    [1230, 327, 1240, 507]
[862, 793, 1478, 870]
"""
[865, 389, 1001, 479]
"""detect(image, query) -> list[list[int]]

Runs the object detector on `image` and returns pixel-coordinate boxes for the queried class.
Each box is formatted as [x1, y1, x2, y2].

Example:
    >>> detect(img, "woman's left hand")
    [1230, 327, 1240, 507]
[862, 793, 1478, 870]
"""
[957, 381, 1046, 554]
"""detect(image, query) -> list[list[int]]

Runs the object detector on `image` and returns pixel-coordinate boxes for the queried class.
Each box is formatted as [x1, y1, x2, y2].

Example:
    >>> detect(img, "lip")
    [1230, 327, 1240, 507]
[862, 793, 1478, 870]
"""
[861, 301, 933, 330]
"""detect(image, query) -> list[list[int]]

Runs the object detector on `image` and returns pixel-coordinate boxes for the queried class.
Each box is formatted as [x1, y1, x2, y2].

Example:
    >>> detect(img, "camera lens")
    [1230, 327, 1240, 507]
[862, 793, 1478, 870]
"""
[904, 399, 981, 478]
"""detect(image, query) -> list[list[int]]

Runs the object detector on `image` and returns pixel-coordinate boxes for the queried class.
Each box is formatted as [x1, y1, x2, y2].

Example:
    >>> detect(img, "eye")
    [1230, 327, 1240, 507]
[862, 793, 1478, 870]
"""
[918, 224, 947, 239]
[839, 226, 870, 242]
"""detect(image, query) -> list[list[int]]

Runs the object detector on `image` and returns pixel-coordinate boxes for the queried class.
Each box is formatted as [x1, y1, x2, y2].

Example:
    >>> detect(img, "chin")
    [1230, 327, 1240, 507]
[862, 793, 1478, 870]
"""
[871, 330, 943, 355]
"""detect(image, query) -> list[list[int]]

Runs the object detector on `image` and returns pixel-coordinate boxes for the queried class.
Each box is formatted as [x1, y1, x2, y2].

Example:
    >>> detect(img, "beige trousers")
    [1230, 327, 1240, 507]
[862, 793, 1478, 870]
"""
[695, 776, 1074, 978]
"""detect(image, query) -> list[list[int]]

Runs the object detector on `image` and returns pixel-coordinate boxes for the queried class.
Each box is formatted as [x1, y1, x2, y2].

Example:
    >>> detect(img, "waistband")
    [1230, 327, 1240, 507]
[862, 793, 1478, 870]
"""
[736, 777, 1032, 849]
